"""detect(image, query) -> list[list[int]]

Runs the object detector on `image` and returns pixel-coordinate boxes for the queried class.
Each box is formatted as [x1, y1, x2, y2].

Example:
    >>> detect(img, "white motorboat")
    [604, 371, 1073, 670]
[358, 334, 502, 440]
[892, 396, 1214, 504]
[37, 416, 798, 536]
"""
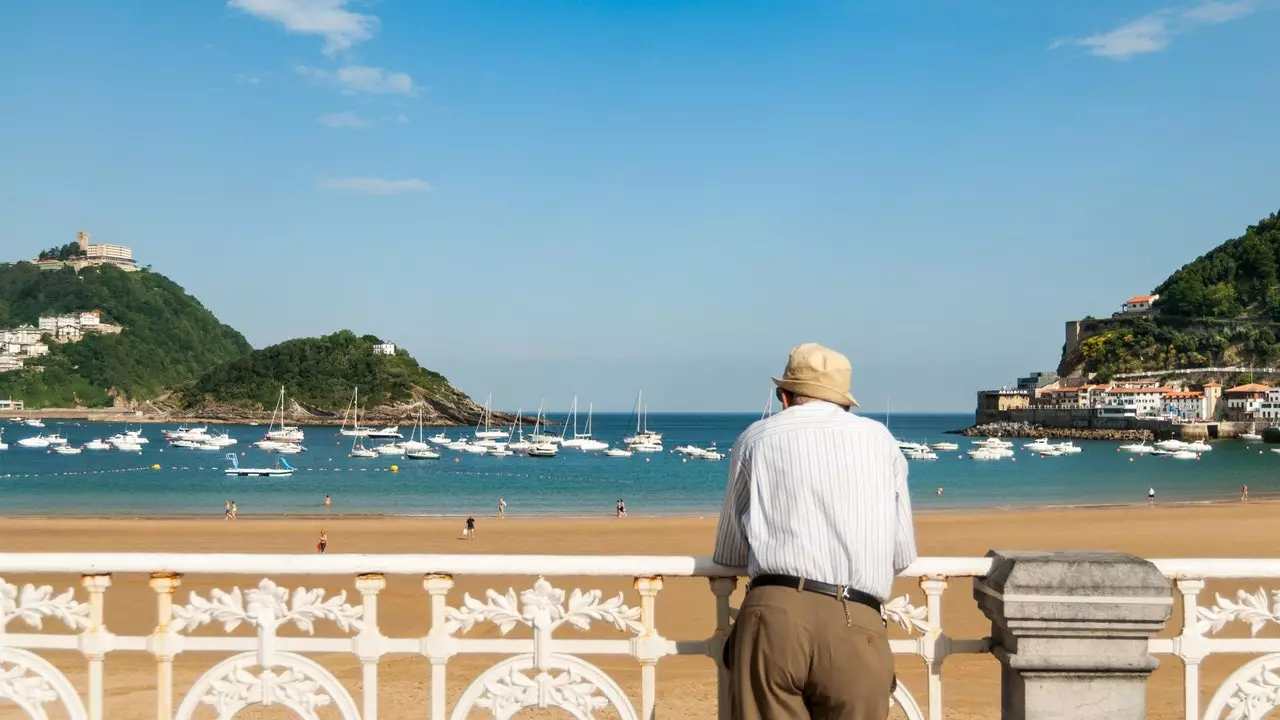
[54, 445, 82, 455]
[967, 447, 1005, 460]
[24, 418, 45, 428]
[676, 445, 707, 457]
[429, 432, 451, 445]
[113, 440, 143, 452]
[904, 446, 937, 460]
[1172, 450, 1199, 460]
[163, 425, 208, 441]
[1054, 441, 1083, 454]
[273, 443, 306, 455]
[1155, 439, 1187, 451]
[349, 447, 378, 459]
[1036, 447, 1065, 457]
[623, 391, 663, 445]
[172, 439, 221, 451]
[121, 428, 149, 444]
[578, 439, 609, 452]
[604, 447, 633, 458]
[367, 426, 403, 440]
[931, 442, 960, 451]
[0, 429, 7, 451]
[488, 446, 514, 457]
[474, 394, 507, 439]
[1185, 440, 1212, 453]
[46, 433, 67, 446]
[1023, 438, 1054, 452]
[375, 443, 405, 456]
[225, 453, 294, 477]
[1119, 442, 1155, 454]
[406, 448, 441, 460]
[17, 433, 54, 449]
[527, 442, 558, 457]
[696, 448, 725, 460]
[1241, 432, 1264, 442]
[459, 444, 490, 455]
[255, 440, 289, 451]
[972, 437, 1013, 448]
[632, 442, 664, 453]
[897, 440, 930, 453]
[447, 439, 471, 451]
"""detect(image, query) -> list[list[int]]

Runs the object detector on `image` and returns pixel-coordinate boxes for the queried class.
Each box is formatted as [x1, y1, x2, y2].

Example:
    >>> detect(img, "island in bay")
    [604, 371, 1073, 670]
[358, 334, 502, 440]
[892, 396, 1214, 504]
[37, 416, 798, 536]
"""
[0, 233, 512, 426]
[968, 209, 1280, 441]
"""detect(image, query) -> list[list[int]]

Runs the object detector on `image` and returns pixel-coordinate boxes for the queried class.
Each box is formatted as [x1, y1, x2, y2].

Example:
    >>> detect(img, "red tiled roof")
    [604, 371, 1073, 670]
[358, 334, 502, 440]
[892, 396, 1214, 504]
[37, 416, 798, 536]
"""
[1126, 295, 1157, 304]
[1226, 383, 1271, 393]
[1202, 381, 1222, 387]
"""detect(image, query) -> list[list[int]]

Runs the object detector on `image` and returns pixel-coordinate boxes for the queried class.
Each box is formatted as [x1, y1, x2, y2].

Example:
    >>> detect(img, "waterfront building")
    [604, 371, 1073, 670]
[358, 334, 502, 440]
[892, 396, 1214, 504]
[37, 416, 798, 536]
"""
[1225, 383, 1270, 420]
[1163, 390, 1208, 421]
[1097, 386, 1172, 417]
[975, 388, 1030, 424]
[0, 397, 23, 410]
[1121, 293, 1160, 314]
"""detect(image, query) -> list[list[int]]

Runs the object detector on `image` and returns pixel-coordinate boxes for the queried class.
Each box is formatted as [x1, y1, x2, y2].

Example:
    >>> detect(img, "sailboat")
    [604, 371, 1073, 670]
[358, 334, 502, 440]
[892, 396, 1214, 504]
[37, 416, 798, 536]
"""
[576, 403, 608, 451]
[263, 386, 305, 442]
[623, 391, 663, 445]
[507, 408, 532, 451]
[474, 394, 506, 439]
[560, 397, 588, 448]
[529, 400, 559, 444]
[401, 409, 431, 452]
[339, 389, 372, 437]
[348, 388, 378, 458]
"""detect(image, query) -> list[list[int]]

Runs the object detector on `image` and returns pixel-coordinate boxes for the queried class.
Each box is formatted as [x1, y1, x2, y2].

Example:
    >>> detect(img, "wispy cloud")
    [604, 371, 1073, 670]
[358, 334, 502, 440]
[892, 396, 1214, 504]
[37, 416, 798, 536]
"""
[395, 113, 409, 124]
[227, 0, 378, 54]
[296, 65, 416, 95]
[235, 73, 263, 85]
[318, 177, 432, 195]
[317, 111, 369, 128]
[1053, 0, 1256, 60]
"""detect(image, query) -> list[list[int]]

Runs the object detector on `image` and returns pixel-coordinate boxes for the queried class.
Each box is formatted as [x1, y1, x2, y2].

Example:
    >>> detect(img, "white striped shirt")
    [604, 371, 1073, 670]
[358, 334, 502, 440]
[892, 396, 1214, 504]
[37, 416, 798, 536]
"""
[712, 401, 917, 601]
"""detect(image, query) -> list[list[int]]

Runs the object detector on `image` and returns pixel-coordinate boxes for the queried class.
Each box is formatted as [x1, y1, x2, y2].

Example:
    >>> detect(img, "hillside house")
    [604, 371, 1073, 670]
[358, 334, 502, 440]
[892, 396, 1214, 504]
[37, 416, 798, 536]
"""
[1122, 294, 1160, 314]
[1225, 383, 1271, 420]
[373, 342, 397, 356]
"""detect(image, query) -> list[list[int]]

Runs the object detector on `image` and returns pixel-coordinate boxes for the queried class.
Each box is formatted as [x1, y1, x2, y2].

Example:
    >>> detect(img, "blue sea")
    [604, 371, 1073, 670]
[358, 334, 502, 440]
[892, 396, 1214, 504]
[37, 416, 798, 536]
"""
[0, 413, 1274, 517]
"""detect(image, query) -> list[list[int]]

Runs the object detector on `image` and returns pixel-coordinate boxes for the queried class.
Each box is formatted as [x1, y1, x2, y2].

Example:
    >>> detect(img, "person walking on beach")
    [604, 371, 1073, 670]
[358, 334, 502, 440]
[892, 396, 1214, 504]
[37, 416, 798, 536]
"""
[230, 500, 238, 519]
[715, 343, 916, 720]
[498, 497, 507, 518]
[317, 529, 328, 554]
[1148, 487, 1156, 506]
[464, 516, 476, 540]
[324, 495, 331, 509]
[1242, 484, 1249, 503]
[224, 500, 232, 520]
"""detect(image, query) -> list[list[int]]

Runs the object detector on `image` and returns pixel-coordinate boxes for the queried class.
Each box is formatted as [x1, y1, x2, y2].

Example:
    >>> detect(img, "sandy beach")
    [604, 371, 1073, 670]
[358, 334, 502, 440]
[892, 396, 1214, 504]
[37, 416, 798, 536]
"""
[0, 503, 1275, 719]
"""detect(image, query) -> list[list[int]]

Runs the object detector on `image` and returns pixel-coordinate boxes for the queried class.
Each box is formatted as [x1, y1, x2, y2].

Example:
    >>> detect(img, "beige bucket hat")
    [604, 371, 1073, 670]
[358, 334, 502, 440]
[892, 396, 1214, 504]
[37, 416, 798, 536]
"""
[771, 342, 859, 408]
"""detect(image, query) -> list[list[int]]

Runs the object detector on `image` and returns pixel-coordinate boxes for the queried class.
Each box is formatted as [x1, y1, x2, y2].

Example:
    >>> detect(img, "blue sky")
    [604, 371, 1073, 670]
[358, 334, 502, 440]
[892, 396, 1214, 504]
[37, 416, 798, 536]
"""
[2, 1, 1279, 413]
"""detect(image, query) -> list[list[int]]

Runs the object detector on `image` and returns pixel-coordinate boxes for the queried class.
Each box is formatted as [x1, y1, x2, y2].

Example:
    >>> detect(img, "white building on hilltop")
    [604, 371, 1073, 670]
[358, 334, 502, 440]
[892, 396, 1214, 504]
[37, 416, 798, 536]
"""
[373, 342, 396, 356]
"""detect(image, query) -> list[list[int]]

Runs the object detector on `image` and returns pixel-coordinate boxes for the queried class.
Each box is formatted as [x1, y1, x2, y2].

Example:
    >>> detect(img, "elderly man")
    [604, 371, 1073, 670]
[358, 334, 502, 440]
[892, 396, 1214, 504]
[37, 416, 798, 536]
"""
[714, 342, 917, 720]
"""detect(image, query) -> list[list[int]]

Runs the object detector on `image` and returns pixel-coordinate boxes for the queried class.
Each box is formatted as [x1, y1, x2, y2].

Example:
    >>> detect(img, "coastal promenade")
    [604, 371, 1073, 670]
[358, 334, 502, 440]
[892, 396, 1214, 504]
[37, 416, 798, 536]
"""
[1, 509, 1279, 718]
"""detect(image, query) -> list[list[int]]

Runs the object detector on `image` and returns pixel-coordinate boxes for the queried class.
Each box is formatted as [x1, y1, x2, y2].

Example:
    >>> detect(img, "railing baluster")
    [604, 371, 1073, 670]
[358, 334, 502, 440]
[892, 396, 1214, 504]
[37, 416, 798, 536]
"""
[355, 573, 386, 720]
[634, 576, 663, 719]
[709, 576, 737, 720]
[148, 572, 181, 720]
[920, 577, 948, 720]
[80, 574, 112, 720]
[1174, 578, 1206, 720]
[423, 573, 455, 720]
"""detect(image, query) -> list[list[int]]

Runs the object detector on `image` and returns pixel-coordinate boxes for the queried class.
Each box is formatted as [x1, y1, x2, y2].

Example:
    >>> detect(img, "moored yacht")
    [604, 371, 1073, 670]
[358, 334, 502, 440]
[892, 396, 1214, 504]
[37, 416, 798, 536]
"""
[54, 445, 82, 455]
[930, 441, 959, 451]
[527, 442, 558, 457]
[1119, 441, 1155, 454]
[604, 447, 633, 458]
[623, 391, 663, 445]
[1023, 438, 1055, 452]
[83, 438, 112, 451]
[474, 394, 506, 439]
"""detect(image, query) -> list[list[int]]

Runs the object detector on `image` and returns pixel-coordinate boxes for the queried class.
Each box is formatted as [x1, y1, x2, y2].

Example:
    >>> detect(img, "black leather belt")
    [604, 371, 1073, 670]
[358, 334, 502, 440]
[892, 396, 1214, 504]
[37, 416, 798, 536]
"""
[749, 574, 882, 614]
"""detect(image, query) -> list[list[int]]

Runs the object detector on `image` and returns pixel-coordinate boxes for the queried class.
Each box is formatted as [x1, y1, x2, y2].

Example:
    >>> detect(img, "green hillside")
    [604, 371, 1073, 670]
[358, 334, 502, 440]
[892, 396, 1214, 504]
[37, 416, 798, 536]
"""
[1060, 210, 1280, 379]
[0, 263, 251, 406]
[173, 330, 473, 414]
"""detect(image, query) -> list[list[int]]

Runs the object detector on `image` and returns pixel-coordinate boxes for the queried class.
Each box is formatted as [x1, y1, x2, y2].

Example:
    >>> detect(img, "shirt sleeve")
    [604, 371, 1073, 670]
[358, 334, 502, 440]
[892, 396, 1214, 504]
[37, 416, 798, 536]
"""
[891, 447, 918, 575]
[712, 438, 750, 568]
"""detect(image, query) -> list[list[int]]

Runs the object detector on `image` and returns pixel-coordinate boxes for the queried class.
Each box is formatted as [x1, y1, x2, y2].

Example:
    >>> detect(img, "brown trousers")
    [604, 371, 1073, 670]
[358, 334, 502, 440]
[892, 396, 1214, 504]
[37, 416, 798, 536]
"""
[725, 586, 895, 720]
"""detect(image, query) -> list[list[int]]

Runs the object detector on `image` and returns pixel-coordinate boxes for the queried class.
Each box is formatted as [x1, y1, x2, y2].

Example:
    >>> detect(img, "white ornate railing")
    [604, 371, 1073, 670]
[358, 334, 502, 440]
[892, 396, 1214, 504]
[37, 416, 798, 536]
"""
[0, 554, 1278, 719]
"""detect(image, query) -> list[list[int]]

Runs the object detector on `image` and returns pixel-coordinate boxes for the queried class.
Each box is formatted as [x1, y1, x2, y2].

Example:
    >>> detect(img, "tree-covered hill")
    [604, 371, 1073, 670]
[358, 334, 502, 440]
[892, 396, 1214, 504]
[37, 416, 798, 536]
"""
[1059, 210, 1280, 379]
[169, 331, 485, 424]
[0, 263, 251, 406]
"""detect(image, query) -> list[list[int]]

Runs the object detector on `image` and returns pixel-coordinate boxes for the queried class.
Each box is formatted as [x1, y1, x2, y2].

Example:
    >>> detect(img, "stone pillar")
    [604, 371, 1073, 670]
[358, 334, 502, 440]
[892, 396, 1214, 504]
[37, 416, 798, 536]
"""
[973, 550, 1172, 720]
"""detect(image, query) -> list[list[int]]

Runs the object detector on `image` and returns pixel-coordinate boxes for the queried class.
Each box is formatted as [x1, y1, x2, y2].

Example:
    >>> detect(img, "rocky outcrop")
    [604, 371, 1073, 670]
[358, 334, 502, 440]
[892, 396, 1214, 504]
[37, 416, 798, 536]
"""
[955, 421, 1152, 442]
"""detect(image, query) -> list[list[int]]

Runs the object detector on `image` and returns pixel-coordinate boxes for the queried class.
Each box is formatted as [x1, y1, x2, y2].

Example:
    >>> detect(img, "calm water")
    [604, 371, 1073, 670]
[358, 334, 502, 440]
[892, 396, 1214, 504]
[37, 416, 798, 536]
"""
[0, 413, 1273, 517]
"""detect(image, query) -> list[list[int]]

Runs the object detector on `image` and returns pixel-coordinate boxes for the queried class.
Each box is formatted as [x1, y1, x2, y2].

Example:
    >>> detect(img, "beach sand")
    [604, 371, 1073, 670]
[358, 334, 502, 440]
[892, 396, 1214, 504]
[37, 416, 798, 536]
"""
[0, 502, 1275, 719]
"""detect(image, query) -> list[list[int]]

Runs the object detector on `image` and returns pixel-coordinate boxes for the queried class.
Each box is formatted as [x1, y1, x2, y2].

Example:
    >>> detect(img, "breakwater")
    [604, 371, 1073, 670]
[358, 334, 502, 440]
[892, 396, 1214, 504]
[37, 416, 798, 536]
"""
[955, 421, 1153, 442]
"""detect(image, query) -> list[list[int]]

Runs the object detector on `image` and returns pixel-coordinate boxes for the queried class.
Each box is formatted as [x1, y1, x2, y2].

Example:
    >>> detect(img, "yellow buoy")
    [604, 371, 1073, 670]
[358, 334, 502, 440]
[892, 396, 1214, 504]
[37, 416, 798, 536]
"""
[390, 465, 399, 472]
[152, 464, 161, 470]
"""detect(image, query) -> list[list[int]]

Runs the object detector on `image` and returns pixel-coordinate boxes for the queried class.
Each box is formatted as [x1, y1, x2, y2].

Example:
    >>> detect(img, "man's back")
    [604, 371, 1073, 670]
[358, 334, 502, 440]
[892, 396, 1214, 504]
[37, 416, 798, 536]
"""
[713, 401, 915, 600]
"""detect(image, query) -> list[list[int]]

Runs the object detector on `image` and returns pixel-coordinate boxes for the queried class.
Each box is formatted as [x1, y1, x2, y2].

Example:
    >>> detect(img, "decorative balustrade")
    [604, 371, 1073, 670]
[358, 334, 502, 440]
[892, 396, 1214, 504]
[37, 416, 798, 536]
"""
[0, 552, 1279, 719]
